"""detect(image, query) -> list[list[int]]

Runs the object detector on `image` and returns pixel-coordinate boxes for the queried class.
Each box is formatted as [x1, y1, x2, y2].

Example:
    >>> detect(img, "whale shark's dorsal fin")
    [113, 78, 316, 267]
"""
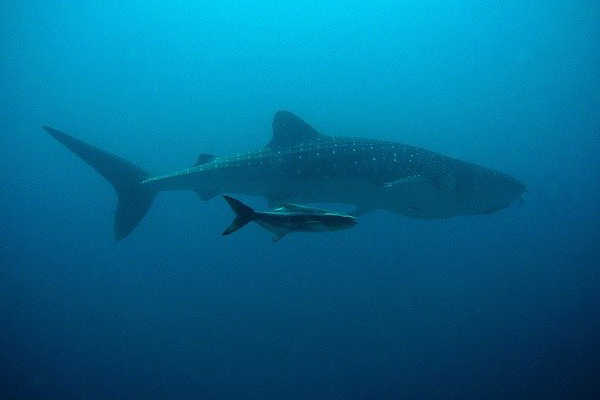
[267, 111, 327, 149]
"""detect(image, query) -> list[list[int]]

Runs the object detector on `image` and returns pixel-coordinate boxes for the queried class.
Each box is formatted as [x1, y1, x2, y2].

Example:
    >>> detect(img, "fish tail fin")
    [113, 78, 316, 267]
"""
[222, 196, 255, 235]
[44, 126, 156, 240]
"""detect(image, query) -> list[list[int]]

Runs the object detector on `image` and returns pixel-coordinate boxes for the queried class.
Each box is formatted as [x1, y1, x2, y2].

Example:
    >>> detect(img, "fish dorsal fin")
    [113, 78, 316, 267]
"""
[267, 111, 326, 149]
[278, 203, 329, 214]
[194, 154, 215, 166]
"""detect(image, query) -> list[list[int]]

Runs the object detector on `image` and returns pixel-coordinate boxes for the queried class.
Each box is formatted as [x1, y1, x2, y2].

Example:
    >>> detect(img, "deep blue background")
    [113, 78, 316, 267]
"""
[2, 1, 599, 398]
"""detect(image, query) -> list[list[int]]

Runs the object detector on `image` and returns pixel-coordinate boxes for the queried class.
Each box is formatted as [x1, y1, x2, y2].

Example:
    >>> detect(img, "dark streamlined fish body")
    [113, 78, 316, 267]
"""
[44, 110, 525, 240]
[222, 195, 357, 242]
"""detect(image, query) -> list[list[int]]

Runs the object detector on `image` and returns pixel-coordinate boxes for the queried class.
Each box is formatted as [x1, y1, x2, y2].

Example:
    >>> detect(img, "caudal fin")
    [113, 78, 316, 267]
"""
[44, 126, 156, 240]
[222, 196, 255, 235]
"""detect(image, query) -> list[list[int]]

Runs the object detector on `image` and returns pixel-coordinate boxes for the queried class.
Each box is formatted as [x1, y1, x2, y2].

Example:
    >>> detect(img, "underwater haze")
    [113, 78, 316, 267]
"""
[2, 1, 599, 399]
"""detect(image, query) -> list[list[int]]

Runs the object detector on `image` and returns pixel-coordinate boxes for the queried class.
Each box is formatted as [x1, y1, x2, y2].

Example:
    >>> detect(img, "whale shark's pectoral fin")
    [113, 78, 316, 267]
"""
[382, 175, 441, 197]
[383, 175, 429, 189]
[383, 173, 456, 193]
[383, 173, 458, 202]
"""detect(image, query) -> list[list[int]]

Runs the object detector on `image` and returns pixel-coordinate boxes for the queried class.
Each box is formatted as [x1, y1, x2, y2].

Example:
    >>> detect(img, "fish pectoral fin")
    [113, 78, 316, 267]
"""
[258, 221, 289, 242]
[272, 231, 288, 242]
[279, 203, 329, 214]
[195, 189, 218, 201]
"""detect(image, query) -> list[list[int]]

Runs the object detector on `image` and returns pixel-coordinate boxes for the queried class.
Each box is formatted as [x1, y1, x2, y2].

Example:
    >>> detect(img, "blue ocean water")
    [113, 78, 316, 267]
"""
[2, 1, 599, 398]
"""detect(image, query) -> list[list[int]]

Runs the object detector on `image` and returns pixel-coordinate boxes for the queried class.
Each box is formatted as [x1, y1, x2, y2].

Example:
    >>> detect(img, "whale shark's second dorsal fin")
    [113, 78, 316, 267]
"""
[194, 154, 215, 166]
[266, 111, 327, 149]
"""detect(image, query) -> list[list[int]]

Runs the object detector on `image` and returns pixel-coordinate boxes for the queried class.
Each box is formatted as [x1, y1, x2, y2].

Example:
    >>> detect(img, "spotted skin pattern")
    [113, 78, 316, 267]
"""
[144, 112, 525, 219]
[45, 111, 525, 240]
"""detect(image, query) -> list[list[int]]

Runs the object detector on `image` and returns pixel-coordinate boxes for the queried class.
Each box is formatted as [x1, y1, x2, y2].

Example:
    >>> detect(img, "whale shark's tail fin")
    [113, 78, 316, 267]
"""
[44, 126, 156, 240]
[222, 196, 255, 235]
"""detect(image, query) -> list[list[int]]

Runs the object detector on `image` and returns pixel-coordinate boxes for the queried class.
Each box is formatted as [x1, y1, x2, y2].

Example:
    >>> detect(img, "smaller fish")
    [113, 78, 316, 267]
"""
[222, 196, 357, 242]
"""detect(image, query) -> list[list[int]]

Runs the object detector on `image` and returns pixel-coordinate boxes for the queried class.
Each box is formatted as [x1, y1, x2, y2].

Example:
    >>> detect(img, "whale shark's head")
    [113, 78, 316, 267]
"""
[458, 167, 526, 215]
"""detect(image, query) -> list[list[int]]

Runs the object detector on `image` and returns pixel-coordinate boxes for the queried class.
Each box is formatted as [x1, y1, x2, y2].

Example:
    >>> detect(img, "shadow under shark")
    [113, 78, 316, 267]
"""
[44, 111, 525, 240]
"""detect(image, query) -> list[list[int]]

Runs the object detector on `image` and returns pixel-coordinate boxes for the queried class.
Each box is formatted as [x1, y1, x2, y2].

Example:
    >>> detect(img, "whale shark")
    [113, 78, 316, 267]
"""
[44, 110, 525, 240]
[222, 195, 357, 241]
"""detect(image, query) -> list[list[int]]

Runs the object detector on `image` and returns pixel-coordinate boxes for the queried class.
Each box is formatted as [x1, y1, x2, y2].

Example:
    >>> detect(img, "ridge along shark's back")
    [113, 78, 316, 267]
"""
[45, 110, 525, 239]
